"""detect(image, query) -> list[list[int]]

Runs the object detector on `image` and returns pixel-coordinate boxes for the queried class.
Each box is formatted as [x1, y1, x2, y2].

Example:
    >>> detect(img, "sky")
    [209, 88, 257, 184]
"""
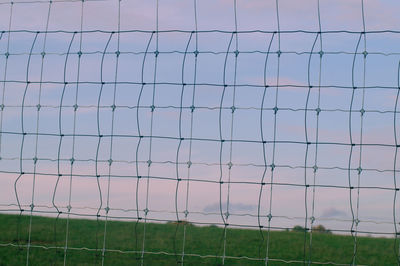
[0, 0, 400, 241]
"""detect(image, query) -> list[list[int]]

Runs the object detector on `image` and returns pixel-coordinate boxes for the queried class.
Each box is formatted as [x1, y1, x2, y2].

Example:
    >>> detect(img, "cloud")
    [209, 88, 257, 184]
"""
[321, 207, 347, 218]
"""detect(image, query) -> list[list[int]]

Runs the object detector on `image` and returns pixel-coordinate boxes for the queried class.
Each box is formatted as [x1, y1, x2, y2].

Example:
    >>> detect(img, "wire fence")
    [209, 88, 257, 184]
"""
[0, 0, 400, 265]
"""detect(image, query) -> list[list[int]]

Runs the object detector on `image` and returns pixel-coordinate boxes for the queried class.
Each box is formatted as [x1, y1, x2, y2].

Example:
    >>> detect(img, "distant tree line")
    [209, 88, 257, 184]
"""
[292, 225, 332, 234]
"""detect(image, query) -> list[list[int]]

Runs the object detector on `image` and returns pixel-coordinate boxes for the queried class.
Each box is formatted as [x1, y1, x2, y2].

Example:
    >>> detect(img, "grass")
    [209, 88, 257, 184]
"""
[0, 213, 397, 265]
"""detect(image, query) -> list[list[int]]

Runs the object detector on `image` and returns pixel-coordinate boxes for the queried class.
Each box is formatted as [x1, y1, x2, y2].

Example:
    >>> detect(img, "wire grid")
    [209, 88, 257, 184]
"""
[0, 0, 400, 265]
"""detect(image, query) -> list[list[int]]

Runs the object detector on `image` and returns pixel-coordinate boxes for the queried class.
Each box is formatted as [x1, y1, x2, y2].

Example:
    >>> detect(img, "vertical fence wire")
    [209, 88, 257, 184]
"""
[0, 2, 13, 161]
[100, 1, 121, 265]
[304, 31, 319, 264]
[308, 0, 323, 264]
[180, 1, 199, 264]
[258, 30, 275, 264]
[352, 1, 367, 265]
[134, 28, 154, 264]
[395, 60, 400, 264]
[62, 1, 85, 265]
[349, 30, 363, 265]
[53, 30, 75, 265]
[141, 1, 160, 264]
[265, 0, 281, 264]
[220, 0, 239, 264]
[26, 3, 53, 265]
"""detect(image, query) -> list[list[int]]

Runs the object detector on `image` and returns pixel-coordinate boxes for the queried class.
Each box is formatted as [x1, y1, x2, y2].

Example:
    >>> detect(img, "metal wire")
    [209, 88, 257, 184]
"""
[1, 0, 400, 265]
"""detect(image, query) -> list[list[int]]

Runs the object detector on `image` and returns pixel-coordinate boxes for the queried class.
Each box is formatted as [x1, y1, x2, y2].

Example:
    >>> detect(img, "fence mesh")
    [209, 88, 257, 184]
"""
[1, 0, 400, 265]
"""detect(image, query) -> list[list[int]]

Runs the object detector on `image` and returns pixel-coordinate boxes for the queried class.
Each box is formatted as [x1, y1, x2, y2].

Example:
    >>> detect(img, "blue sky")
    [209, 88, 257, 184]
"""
[0, 0, 400, 237]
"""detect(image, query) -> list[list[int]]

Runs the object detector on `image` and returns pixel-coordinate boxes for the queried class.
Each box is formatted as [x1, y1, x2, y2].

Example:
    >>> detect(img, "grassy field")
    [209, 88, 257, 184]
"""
[0, 213, 397, 265]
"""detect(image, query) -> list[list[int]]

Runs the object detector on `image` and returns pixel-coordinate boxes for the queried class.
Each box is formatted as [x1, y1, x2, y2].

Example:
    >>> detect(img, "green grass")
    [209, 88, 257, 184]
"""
[0, 213, 397, 265]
